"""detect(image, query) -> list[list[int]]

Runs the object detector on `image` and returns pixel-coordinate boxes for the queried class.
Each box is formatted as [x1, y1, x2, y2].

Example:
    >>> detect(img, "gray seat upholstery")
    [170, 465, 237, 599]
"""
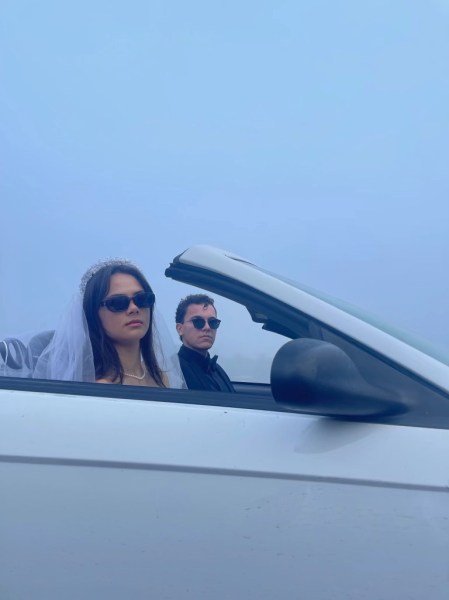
[28, 330, 55, 368]
[0, 330, 54, 372]
[0, 338, 29, 370]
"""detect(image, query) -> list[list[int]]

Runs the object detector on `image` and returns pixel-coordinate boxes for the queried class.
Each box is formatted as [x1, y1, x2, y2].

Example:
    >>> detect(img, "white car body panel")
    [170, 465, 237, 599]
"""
[1, 390, 449, 599]
[2, 391, 449, 489]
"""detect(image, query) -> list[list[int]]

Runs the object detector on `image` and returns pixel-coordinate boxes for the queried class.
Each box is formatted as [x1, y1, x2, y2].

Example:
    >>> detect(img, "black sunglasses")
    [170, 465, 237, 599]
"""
[100, 291, 155, 313]
[186, 317, 221, 330]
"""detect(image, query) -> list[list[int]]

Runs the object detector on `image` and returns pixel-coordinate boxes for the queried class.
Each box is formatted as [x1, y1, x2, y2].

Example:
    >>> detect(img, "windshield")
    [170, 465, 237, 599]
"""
[253, 264, 449, 367]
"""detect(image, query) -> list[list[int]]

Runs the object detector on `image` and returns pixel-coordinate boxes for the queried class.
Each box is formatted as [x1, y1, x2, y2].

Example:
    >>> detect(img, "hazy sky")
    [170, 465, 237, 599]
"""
[1, 1, 448, 374]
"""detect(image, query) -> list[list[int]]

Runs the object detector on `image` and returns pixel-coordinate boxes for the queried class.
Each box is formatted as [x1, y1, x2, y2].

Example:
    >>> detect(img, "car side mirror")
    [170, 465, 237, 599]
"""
[271, 338, 408, 418]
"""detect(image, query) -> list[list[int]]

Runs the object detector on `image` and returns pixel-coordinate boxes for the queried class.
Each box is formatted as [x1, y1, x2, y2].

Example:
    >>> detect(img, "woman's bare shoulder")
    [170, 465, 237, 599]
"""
[96, 377, 115, 384]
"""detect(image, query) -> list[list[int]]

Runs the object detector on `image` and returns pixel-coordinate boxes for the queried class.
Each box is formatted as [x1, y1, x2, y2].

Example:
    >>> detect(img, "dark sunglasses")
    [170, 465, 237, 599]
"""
[100, 291, 155, 313]
[186, 317, 221, 330]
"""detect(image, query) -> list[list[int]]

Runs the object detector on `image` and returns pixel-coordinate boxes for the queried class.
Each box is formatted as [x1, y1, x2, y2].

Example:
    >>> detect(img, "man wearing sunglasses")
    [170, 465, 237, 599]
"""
[175, 294, 235, 392]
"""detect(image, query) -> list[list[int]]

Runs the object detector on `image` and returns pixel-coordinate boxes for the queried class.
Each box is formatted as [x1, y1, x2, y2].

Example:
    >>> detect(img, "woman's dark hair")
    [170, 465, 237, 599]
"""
[82, 262, 165, 386]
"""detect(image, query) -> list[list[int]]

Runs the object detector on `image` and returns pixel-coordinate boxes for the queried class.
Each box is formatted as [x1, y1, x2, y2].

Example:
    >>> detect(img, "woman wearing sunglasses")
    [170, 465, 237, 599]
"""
[17, 259, 185, 387]
[81, 260, 168, 386]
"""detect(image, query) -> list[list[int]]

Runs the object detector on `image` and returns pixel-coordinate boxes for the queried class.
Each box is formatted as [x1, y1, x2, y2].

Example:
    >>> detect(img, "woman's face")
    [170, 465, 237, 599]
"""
[98, 273, 151, 346]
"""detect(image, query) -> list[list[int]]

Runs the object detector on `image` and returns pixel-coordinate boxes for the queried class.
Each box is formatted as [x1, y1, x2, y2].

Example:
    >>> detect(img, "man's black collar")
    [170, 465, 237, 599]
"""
[179, 345, 218, 372]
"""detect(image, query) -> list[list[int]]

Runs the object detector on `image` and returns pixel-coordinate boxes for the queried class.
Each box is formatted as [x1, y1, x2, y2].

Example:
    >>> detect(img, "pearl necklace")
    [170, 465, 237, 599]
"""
[123, 365, 146, 380]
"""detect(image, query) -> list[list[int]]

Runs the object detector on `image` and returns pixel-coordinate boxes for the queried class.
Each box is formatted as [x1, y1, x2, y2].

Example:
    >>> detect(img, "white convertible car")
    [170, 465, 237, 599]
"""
[1, 246, 448, 600]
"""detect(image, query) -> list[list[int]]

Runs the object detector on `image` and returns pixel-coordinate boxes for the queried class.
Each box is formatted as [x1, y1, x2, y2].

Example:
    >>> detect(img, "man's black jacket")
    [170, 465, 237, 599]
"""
[178, 345, 235, 392]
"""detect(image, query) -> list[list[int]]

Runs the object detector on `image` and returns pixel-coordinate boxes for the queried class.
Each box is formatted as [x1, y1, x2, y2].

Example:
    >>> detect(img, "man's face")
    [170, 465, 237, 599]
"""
[176, 303, 218, 354]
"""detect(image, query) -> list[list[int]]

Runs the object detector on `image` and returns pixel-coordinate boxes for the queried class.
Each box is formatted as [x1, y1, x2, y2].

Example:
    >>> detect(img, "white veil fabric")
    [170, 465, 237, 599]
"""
[0, 296, 95, 382]
[152, 308, 186, 389]
[1, 293, 186, 389]
[33, 294, 96, 382]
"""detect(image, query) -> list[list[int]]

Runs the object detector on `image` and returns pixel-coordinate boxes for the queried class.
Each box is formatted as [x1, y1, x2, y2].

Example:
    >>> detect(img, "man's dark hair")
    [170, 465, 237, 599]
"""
[175, 294, 216, 324]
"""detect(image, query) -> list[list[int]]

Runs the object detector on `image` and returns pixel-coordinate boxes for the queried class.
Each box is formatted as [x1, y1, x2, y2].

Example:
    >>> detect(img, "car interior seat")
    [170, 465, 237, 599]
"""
[28, 330, 55, 368]
[0, 338, 30, 370]
[0, 330, 54, 373]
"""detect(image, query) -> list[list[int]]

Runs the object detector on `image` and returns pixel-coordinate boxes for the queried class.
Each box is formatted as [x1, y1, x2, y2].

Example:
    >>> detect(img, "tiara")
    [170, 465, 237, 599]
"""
[79, 258, 137, 293]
